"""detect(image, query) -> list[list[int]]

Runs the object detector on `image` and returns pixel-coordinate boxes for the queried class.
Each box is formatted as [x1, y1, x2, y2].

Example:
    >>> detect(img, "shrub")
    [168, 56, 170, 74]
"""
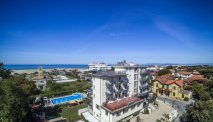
[136, 116, 142, 122]
[153, 101, 159, 107]
[132, 111, 140, 116]
[184, 97, 189, 101]
[143, 108, 149, 114]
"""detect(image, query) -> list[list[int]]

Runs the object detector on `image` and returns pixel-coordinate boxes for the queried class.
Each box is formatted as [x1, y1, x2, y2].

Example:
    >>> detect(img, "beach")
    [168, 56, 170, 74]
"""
[12, 69, 52, 74]
[12, 68, 86, 74]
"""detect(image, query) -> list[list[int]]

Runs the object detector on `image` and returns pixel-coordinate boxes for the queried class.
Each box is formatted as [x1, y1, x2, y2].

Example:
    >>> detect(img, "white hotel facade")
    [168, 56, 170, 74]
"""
[88, 62, 111, 71]
[88, 61, 151, 122]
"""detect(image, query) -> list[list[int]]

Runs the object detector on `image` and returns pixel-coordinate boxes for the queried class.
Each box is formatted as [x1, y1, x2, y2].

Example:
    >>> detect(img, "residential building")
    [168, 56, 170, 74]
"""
[33, 66, 47, 91]
[88, 62, 111, 71]
[175, 71, 193, 79]
[150, 71, 158, 80]
[146, 65, 164, 71]
[153, 75, 191, 100]
[38, 66, 44, 79]
[113, 61, 151, 98]
[88, 61, 151, 122]
[185, 75, 207, 85]
[35, 79, 47, 91]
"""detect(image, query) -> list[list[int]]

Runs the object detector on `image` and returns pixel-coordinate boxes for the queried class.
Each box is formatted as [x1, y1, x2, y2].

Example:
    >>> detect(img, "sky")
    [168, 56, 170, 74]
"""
[0, 0, 213, 64]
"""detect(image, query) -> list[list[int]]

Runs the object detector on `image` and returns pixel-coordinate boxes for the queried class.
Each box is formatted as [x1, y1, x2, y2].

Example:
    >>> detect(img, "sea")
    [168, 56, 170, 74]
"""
[4, 64, 88, 70]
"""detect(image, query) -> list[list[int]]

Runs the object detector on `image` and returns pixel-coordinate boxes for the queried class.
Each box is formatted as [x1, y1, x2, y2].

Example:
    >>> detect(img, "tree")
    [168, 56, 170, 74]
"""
[156, 113, 170, 122]
[204, 79, 213, 98]
[150, 93, 157, 103]
[183, 79, 213, 122]
[166, 65, 173, 70]
[48, 81, 63, 92]
[183, 97, 189, 101]
[199, 68, 213, 79]
[191, 82, 210, 101]
[158, 69, 171, 76]
[136, 116, 142, 122]
[183, 100, 213, 122]
[0, 77, 37, 121]
[0, 62, 11, 79]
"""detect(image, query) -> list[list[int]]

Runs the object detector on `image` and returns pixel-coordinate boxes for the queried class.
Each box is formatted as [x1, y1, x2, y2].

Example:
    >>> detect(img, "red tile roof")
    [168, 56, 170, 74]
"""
[165, 80, 185, 87]
[179, 71, 192, 75]
[103, 97, 142, 111]
[156, 75, 174, 84]
[156, 75, 185, 87]
[150, 71, 157, 76]
[185, 75, 206, 83]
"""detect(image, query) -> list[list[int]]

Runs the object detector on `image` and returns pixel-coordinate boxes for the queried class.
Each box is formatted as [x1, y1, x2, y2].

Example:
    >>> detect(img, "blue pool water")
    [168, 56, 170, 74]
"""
[51, 93, 84, 105]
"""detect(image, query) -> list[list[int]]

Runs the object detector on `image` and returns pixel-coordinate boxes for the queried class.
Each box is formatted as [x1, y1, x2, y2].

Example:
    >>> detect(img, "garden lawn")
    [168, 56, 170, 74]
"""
[60, 104, 87, 122]
[39, 80, 91, 97]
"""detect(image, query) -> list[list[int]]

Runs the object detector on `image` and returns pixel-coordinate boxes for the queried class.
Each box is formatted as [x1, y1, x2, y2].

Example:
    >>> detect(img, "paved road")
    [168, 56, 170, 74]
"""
[157, 96, 188, 122]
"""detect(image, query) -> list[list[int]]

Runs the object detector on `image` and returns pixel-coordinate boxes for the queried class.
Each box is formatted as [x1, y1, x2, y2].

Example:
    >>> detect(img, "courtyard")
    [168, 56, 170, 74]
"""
[131, 100, 175, 122]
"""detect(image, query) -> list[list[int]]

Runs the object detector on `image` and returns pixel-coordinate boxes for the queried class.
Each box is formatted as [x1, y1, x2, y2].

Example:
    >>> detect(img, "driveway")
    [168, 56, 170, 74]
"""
[130, 101, 174, 122]
[157, 96, 188, 122]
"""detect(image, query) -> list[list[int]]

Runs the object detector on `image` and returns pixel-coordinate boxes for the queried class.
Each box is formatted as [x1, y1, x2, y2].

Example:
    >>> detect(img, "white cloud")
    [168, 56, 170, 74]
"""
[154, 18, 197, 49]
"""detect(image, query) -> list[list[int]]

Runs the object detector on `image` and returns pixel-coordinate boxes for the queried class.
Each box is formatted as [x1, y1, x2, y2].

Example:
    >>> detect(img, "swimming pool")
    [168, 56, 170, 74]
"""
[50, 93, 84, 105]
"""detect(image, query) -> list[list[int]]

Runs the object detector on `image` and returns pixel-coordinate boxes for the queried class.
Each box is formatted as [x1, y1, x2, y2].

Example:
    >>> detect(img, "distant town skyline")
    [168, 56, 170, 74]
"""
[0, 0, 213, 64]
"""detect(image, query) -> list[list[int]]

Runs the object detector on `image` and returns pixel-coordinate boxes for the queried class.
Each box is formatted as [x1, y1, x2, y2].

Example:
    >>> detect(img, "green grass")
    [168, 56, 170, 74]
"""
[65, 75, 76, 80]
[38, 80, 91, 97]
[60, 104, 87, 122]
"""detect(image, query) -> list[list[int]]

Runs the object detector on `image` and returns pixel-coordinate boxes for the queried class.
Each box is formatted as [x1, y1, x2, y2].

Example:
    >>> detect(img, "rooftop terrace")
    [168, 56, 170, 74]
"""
[102, 97, 143, 113]
[92, 71, 126, 77]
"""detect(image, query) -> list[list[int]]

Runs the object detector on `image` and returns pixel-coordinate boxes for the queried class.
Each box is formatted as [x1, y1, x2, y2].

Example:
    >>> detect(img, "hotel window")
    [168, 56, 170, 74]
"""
[137, 103, 140, 107]
[123, 108, 129, 113]
[156, 83, 158, 87]
[131, 105, 135, 110]
[105, 110, 108, 116]
[173, 86, 176, 90]
[173, 92, 175, 96]
[116, 112, 120, 116]
[134, 74, 137, 80]
[134, 81, 137, 87]
[134, 88, 137, 93]
[96, 104, 100, 110]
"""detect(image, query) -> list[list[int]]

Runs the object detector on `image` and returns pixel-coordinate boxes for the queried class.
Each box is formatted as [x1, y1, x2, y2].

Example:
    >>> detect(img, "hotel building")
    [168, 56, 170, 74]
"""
[88, 61, 151, 122]
[88, 62, 111, 71]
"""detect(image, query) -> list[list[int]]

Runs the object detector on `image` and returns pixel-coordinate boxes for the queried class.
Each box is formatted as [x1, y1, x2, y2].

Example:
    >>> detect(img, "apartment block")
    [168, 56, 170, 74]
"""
[88, 61, 151, 122]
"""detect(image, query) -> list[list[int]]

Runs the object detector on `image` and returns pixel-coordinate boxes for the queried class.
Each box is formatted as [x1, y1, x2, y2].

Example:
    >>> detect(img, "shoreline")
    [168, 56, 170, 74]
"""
[11, 68, 87, 74]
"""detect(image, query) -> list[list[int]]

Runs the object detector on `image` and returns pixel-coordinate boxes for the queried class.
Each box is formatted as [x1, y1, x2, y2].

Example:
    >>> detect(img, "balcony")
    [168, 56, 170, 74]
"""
[106, 89, 112, 95]
[88, 102, 93, 107]
[140, 83, 149, 89]
[87, 94, 93, 100]
[139, 90, 149, 96]
[121, 84, 126, 90]
[143, 83, 148, 86]
[122, 78, 128, 83]
[106, 80, 112, 85]
[140, 69, 147, 74]
[113, 84, 119, 92]
[93, 71, 126, 77]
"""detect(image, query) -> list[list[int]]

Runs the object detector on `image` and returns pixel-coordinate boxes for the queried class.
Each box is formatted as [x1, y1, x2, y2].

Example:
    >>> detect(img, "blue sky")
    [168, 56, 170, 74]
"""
[0, 0, 213, 64]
